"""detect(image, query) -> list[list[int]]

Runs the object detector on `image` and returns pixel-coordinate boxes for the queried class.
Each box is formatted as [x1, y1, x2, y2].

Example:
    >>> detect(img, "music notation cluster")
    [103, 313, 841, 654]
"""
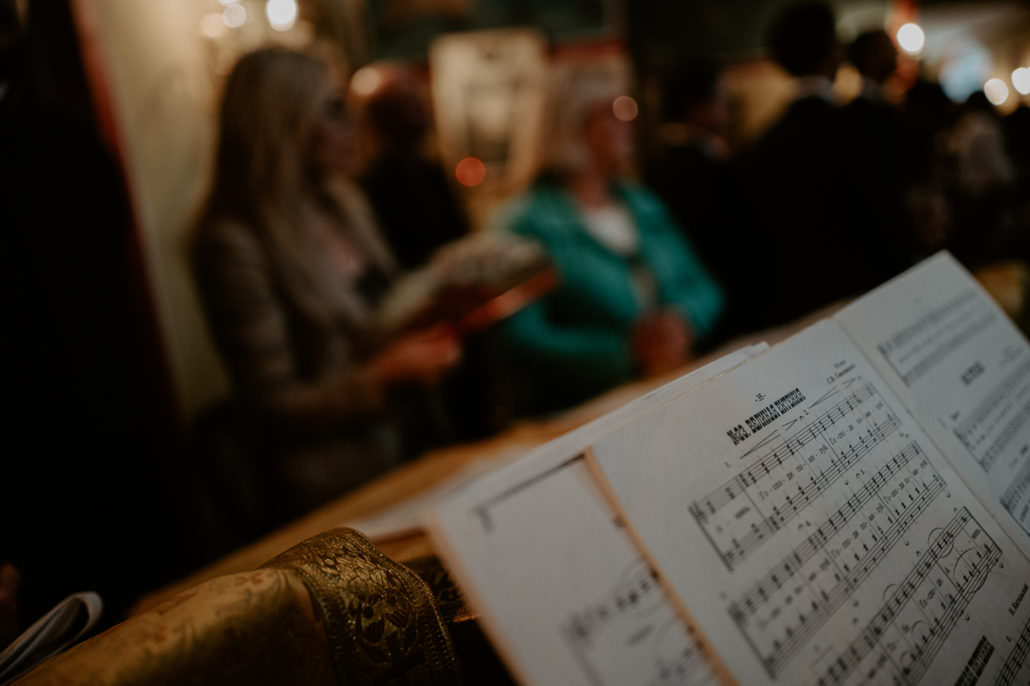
[875, 289, 991, 388]
[563, 560, 710, 686]
[726, 441, 946, 677]
[566, 561, 665, 645]
[690, 383, 901, 570]
[817, 508, 1001, 686]
[876, 291, 977, 360]
[952, 356, 1030, 475]
[1000, 459, 1030, 535]
[647, 644, 712, 686]
[995, 615, 1030, 686]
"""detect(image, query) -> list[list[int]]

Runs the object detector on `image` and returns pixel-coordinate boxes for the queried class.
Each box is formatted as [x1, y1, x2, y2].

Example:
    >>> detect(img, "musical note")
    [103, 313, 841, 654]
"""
[952, 357, 1030, 474]
[726, 442, 946, 677]
[873, 289, 992, 387]
[563, 560, 713, 686]
[994, 615, 1030, 686]
[690, 384, 901, 570]
[565, 561, 665, 646]
[816, 508, 1001, 686]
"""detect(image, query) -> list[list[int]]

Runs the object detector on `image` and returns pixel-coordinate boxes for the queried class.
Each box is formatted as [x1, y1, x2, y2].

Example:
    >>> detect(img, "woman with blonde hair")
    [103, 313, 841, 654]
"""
[193, 47, 461, 516]
[493, 64, 724, 415]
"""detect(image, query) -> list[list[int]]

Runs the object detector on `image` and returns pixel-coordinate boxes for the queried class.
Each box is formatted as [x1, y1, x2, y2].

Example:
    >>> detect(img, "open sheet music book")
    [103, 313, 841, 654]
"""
[420, 251, 1030, 685]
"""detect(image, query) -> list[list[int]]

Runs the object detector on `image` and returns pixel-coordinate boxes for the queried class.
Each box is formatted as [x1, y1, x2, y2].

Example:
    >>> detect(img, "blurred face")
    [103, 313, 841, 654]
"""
[308, 80, 357, 176]
[582, 102, 635, 175]
[868, 33, 898, 83]
[690, 77, 731, 137]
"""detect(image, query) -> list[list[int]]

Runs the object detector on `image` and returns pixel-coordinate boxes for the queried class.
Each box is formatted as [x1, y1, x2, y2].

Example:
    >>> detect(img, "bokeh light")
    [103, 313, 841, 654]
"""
[896, 23, 925, 55]
[200, 12, 227, 39]
[266, 0, 298, 32]
[350, 66, 383, 97]
[222, 2, 247, 28]
[939, 41, 991, 102]
[1013, 67, 1030, 96]
[612, 95, 639, 122]
[984, 78, 1009, 106]
[455, 157, 487, 187]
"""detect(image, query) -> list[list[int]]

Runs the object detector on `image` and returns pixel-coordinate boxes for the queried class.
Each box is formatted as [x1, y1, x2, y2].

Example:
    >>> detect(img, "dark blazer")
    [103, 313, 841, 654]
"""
[193, 181, 408, 513]
[740, 94, 910, 327]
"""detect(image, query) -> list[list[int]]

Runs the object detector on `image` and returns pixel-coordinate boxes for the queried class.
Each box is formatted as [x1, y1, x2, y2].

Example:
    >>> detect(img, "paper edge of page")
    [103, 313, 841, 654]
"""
[435, 343, 772, 510]
[581, 449, 740, 686]
[417, 345, 769, 684]
[575, 319, 853, 685]
[420, 505, 541, 686]
[349, 348, 769, 544]
[833, 249, 1030, 560]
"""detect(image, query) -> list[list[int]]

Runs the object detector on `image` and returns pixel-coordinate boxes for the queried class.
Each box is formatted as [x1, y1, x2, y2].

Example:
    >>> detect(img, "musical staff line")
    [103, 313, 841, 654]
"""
[690, 384, 901, 570]
[1000, 459, 1030, 535]
[953, 356, 1030, 474]
[810, 388, 841, 409]
[875, 289, 987, 388]
[740, 431, 783, 460]
[993, 614, 1030, 686]
[878, 291, 979, 354]
[471, 454, 582, 532]
[817, 508, 1001, 686]
[647, 625, 711, 686]
[563, 559, 710, 686]
[566, 560, 664, 647]
[901, 311, 995, 387]
[726, 442, 945, 677]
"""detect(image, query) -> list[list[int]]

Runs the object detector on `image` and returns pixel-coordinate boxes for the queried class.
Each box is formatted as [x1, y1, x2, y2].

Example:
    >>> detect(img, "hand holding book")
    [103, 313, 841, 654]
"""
[375, 231, 556, 339]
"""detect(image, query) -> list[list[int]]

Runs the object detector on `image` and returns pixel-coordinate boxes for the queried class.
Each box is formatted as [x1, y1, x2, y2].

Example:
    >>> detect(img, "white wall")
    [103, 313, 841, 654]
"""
[73, 0, 311, 420]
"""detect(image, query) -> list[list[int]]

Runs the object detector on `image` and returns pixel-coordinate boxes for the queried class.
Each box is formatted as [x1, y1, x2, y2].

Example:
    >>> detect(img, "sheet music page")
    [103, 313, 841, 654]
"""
[424, 347, 765, 685]
[835, 252, 1030, 550]
[589, 320, 1030, 685]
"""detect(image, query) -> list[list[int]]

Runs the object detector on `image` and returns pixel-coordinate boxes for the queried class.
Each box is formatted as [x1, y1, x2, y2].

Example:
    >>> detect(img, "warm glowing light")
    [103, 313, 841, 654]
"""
[200, 12, 227, 39]
[219, 0, 235, 5]
[1013, 67, 1030, 96]
[265, 0, 298, 31]
[896, 23, 925, 55]
[834, 64, 863, 101]
[612, 95, 639, 122]
[222, 2, 247, 28]
[455, 157, 487, 187]
[984, 78, 1009, 106]
[350, 66, 383, 96]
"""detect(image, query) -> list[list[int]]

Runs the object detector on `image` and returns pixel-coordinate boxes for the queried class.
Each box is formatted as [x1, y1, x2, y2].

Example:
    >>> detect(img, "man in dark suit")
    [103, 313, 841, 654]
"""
[740, 3, 909, 328]
[842, 29, 914, 269]
[646, 59, 743, 341]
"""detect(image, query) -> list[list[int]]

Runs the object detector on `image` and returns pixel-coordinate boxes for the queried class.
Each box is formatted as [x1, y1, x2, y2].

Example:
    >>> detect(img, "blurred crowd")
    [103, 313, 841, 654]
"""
[647, 5, 1030, 336]
[189, 0, 1030, 535]
[3, 0, 1030, 647]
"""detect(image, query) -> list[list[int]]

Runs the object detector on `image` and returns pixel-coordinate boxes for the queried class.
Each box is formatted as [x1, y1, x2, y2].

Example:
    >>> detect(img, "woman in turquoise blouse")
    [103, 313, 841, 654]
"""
[494, 69, 725, 415]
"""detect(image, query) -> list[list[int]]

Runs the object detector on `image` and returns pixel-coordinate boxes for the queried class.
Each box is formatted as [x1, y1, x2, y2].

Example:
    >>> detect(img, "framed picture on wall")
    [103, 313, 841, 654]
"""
[364, 0, 618, 60]
[429, 28, 549, 196]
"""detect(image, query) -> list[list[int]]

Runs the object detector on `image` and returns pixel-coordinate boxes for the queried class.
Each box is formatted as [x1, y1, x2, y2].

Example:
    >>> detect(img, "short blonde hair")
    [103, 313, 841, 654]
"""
[544, 61, 629, 172]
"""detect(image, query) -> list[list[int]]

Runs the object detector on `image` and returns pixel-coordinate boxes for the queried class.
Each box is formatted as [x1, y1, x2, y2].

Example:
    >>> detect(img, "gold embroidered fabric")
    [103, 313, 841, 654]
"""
[402, 556, 474, 624]
[263, 528, 462, 685]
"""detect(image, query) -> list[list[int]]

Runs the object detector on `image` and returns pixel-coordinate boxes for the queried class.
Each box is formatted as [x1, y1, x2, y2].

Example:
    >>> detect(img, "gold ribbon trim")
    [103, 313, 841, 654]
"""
[263, 528, 462, 685]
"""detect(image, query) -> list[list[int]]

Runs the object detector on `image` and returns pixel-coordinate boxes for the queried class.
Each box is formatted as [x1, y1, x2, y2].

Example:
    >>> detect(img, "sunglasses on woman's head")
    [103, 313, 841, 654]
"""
[323, 94, 349, 123]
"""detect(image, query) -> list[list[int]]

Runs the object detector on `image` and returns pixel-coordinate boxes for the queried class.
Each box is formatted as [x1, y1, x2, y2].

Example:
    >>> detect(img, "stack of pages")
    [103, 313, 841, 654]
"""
[374, 251, 1030, 685]
[0, 592, 101, 684]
